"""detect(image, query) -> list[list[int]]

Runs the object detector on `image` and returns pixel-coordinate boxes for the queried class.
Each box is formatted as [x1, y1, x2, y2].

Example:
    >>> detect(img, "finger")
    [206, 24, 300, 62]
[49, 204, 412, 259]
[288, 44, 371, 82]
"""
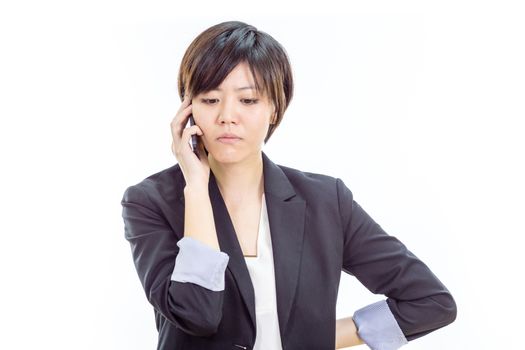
[183, 93, 192, 103]
[179, 93, 192, 110]
[170, 104, 193, 141]
[182, 93, 193, 110]
[171, 103, 192, 127]
[171, 93, 193, 126]
[181, 125, 203, 143]
[196, 137, 208, 162]
[179, 125, 202, 153]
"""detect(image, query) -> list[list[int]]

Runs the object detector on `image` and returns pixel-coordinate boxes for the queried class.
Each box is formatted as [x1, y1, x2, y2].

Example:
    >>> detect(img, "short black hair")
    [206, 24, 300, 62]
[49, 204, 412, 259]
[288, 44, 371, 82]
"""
[177, 20, 294, 143]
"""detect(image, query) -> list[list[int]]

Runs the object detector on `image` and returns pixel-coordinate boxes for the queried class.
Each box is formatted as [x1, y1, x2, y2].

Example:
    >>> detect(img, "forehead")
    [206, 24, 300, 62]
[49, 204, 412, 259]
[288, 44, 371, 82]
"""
[213, 62, 260, 91]
[196, 61, 271, 98]
[209, 85, 255, 92]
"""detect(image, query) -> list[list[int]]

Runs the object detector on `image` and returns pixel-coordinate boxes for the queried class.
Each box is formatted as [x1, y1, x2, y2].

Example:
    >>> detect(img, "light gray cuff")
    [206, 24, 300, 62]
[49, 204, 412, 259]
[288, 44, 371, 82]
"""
[353, 299, 408, 350]
[171, 236, 230, 291]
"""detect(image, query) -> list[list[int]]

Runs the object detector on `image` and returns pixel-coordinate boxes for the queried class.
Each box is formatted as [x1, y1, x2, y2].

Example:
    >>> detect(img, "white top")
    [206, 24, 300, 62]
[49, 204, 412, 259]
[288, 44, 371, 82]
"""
[244, 193, 283, 350]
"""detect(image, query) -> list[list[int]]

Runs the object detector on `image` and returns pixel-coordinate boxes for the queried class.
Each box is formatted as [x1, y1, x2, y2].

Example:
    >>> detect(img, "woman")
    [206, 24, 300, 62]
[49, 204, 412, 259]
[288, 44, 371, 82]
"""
[121, 20, 457, 350]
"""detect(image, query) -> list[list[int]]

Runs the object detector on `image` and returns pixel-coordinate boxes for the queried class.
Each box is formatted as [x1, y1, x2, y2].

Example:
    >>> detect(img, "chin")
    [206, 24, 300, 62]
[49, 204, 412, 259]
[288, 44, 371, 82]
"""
[207, 145, 258, 165]
[208, 148, 245, 164]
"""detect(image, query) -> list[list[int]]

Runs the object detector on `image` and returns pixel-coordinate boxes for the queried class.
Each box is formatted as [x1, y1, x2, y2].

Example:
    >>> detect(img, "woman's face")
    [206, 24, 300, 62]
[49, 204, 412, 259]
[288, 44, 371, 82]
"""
[190, 62, 276, 165]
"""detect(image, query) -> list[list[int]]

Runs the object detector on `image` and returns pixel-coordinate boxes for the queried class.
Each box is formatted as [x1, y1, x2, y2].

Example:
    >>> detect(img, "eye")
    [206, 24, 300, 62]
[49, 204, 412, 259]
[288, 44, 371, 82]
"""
[200, 98, 259, 105]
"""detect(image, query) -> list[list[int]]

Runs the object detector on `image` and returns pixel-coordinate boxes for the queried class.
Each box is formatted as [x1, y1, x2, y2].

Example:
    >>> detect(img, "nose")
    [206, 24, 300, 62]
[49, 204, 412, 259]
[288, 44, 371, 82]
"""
[217, 97, 238, 125]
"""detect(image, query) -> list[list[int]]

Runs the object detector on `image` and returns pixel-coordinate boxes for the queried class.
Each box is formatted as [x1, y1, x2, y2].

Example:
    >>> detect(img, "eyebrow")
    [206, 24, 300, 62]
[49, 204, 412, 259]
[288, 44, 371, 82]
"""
[209, 86, 256, 92]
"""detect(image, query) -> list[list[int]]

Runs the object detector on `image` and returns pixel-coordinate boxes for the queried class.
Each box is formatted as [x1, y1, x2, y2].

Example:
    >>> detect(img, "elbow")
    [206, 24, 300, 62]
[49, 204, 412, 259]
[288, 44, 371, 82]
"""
[158, 298, 223, 337]
[398, 292, 457, 342]
[180, 303, 224, 337]
[431, 292, 457, 327]
[174, 311, 222, 337]
[445, 293, 458, 325]
[194, 314, 222, 337]
[159, 282, 225, 337]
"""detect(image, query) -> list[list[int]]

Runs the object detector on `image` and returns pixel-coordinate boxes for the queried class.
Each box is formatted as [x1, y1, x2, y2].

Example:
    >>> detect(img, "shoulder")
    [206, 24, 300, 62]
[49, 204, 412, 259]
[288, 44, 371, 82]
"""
[278, 162, 337, 187]
[121, 163, 185, 206]
[274, 162, 352, 202]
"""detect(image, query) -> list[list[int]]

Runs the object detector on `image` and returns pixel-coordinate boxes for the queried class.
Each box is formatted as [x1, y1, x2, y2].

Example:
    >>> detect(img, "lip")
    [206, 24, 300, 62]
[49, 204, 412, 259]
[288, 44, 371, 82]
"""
[217, 137, 241, 144]
[217, 132, 241, 139]
[217, 132, 241, 144]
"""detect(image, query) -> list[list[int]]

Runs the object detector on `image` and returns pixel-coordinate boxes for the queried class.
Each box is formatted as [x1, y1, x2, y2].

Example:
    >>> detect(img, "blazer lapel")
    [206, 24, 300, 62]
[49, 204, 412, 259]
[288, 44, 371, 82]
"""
[177, 151, 306, 339]
[260, 152, 306, 338]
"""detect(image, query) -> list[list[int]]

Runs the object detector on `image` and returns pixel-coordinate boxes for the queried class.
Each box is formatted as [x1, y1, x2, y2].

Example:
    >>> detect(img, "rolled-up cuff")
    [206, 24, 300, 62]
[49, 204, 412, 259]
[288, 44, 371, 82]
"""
[353, 299, 408, 350]
[171, 236, 230, 291]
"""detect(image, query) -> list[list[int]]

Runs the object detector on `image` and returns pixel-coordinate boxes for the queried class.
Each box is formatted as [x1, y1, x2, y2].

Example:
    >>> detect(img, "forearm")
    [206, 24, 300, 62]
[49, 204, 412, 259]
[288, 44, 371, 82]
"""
[184, 185, 220, 251]
[336, 316, 365, 349]
[121, 184, 227, 335]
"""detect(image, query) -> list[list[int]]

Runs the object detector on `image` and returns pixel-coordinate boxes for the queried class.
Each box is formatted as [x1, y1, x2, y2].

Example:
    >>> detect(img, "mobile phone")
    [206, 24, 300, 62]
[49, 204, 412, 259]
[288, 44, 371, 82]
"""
[187, 113, 209, 159]
[183, 91, 208, 159]
[188, 114, 200, 158]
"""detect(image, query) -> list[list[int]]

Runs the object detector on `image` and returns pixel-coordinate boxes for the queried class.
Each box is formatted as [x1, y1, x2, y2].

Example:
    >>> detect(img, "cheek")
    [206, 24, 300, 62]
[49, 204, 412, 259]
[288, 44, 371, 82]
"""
[190, 104, 204, 119]
[252, 111, 272, 129]
[248, 119, 271, 137]
[190, 106, 210, 128]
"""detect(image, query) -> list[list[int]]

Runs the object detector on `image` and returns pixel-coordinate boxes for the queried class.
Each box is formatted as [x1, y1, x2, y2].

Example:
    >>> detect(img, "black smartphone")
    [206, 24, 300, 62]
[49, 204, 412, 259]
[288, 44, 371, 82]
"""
[184, 92, 208, 159]
[187, 114, 209, 159]
[188, 114, 200, 158]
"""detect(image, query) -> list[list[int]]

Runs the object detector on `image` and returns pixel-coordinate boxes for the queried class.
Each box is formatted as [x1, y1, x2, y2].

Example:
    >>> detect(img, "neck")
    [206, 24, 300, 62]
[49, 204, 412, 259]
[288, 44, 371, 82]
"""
[209, 152, 264, 204]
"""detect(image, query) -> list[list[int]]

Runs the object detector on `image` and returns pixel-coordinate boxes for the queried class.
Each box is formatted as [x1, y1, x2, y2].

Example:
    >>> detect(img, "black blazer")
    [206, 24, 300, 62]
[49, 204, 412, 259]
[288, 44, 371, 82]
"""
[121, 151, 456, 350]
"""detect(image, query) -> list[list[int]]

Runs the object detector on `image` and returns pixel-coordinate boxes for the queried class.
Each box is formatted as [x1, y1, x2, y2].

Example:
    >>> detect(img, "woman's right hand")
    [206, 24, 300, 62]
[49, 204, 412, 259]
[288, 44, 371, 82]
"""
[171, 94, 210, 189]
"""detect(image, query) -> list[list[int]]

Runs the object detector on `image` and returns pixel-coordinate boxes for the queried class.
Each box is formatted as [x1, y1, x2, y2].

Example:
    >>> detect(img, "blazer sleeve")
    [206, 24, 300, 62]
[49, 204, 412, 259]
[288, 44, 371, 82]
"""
[336, 178, 457, 344]
[121, 184, 228, 337]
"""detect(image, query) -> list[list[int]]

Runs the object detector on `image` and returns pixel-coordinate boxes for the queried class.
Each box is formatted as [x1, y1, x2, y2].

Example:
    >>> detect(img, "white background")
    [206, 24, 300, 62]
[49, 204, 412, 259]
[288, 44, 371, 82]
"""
[1, 1, 524, 349]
